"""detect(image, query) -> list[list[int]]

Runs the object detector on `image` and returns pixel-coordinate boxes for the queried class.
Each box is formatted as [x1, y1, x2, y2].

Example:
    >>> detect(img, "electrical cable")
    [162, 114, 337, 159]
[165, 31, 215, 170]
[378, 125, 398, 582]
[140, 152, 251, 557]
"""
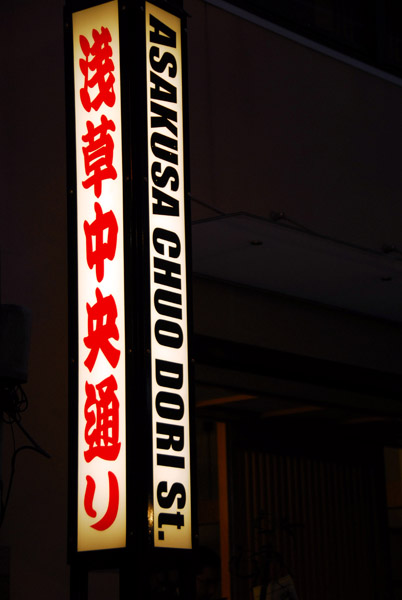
[1, 384, 27, 425]
[0, 443, 41, 528]
[268, 210, 402, 259]
[0, 384, 50, 528]
[189, 194, 226, 216]
[190, 195, 402, 261]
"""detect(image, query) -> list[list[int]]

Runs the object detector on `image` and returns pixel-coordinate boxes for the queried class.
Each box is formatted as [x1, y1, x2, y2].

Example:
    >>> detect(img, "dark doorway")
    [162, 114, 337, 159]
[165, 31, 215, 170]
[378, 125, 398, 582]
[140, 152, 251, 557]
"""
[228, 421, 390, 600]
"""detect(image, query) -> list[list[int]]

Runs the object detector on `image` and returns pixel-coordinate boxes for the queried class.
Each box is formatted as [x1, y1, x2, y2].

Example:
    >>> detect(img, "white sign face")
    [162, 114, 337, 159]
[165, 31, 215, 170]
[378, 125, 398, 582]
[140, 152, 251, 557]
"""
[72, 0, 126, 552]
[146, 2, 192, 549]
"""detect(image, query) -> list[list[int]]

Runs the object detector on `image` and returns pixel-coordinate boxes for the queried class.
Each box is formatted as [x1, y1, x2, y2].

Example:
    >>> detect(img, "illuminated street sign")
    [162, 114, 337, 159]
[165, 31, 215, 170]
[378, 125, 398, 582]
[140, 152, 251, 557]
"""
[146, 1, 192, 549]
[72, 0, 126, 552]
[67, 0, 192, 558]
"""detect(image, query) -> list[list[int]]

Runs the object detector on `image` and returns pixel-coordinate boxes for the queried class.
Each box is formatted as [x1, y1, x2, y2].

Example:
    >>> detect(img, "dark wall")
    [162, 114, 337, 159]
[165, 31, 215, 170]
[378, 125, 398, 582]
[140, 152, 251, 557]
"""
[1, 0, 402, 598]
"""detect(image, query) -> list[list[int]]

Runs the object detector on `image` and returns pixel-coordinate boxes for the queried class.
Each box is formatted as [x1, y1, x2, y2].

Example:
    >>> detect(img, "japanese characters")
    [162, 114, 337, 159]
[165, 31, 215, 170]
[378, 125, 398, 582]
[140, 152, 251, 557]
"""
[73, 0, 126, 552]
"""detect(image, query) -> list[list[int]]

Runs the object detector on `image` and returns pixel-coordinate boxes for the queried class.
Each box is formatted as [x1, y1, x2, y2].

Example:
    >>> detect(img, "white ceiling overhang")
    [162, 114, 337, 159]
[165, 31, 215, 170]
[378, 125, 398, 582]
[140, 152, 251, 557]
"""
[192, 212, 402, 322]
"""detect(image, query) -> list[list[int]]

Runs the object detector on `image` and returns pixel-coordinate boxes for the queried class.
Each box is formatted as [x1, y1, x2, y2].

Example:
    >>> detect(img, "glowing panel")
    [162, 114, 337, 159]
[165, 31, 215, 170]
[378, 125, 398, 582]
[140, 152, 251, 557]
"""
[146, 1, 192, 549]
[72, 0, 126, 552]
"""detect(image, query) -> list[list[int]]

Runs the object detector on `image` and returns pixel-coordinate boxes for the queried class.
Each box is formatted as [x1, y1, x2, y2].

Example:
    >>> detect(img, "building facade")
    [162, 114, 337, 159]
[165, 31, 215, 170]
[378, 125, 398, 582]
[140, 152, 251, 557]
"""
[1, 0, 402, 598]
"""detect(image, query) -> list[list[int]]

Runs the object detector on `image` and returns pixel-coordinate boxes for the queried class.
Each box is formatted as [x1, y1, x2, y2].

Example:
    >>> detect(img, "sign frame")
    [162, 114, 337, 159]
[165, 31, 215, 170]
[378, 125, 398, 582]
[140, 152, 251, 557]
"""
[144, 0, 195, 553]
[65, 0, 196, 584]
[65, 0, 135, 568]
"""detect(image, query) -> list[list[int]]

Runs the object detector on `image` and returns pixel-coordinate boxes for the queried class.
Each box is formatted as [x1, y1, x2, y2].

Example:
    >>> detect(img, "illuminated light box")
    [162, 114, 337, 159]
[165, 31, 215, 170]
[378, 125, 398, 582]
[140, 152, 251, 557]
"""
[146, 1, 192, 549]
[67, 0, 192, 558]
[72, 0, 126, 552]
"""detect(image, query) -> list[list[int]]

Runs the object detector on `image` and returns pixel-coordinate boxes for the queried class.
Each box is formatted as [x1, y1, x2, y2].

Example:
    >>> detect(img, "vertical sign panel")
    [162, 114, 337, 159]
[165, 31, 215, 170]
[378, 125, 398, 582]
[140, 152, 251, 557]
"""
[72, 0, 126, 552]
[146, 2, 192, 549]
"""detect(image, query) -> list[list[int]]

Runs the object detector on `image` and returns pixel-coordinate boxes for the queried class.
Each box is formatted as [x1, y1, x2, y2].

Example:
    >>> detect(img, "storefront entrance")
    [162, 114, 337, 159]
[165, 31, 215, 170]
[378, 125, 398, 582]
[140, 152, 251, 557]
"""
[194, 336, 398, 600]
[228, 422, 389, 600]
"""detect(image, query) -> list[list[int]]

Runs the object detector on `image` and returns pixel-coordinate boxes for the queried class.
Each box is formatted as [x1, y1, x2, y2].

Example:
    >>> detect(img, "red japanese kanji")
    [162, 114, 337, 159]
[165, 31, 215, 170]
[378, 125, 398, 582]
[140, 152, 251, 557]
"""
[84, 471, 119, 531]
[84, 374, 121, 463]
[79, 27, 116, 112]
[82, 115, 117, 198]
[84, 202, 118, 282]
[84, 287, 120, 371]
